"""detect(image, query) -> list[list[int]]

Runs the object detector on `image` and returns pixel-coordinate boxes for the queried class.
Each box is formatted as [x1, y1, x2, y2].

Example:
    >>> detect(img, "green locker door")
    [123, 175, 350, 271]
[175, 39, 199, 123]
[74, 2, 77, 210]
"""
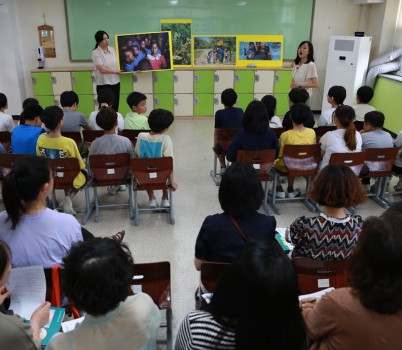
[194, 94, 214, 116]
[275, 94, 290, 116]
[153, 71, 174, 94]
[77, 95, 95, 117]
[235, 94, 254, 112]
[234, 70, 254, 94]
[120, 73, 133, 94]
[154, 94, 174, 113]
[119, 94, 131, 116]
[274, 70, 292, 94]
[71, 72, 93, 94]
[36, 95, 55, 108]
[32, 73, 53, 96]
[194, 71, 214, 94]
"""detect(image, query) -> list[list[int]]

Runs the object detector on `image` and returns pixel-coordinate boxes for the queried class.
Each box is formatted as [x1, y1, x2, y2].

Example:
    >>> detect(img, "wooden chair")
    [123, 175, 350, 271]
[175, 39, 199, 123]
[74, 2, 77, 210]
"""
[364, 147, 399, 208]
[82, 129, 104, 147]
[236, 149, 276, 215]
[87, 153, 133, 222]
[271, 127, 286, 139]
[121, 129, 150, 148]
[130, 157, 175, 226]
[0, 131, 12, 152]
[61, 131, 83, 149]
[270, 144, 322, 215]
[131, 262, 172, 350]
[354, 120, 364, 132]
[48, 158, 92, 224]
[313, 125, 336, 142]
[0, 153, 31, 184]
[292, 257, 350, 295]
[329, 152, 367, 176]
[200, 262, 230, 294]
[210, 128, 241, 186]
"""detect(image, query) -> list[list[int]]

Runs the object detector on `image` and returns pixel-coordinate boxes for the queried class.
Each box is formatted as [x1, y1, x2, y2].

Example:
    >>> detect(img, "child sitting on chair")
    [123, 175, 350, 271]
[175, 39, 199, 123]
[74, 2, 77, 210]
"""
[135, 109, 177, 208]
[318, 85, 346, 126]
[124, 92, 149, 130]
[352, 85, 376, 122]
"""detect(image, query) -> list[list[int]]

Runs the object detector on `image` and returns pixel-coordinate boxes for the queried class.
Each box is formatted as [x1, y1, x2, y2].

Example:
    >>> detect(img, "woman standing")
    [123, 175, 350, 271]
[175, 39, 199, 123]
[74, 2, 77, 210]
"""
[291, 41, 318, 101]
[92, 30, 121, 112]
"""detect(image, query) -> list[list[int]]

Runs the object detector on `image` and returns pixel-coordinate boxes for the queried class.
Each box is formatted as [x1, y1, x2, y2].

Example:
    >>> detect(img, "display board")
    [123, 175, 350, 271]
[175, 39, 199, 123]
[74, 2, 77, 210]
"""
[65, 0, 314, 61]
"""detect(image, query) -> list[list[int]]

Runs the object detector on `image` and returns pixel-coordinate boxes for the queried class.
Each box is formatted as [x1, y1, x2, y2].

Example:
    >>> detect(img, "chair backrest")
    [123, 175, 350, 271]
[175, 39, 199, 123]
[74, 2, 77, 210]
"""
[364, 147, 399, 177]
[0, 153, 31, 171]
[314, 126, 336, 142]
[122, 129, 151, 147]
[354, 120, 364, 132]
[236, 149, 276, 181]
[82, 130, 104, 145]
[89, 153, 131, 186]
[0, 131, 12, 152]
[131, 262, 171, 309]
[48, 158, 81, 190]
[329, 152, 367, 176]
[283, 144, 322, 176]
[200, 262, 231, 293]
[131, 157, 173, 190]
[61, 131, 83, 148]
[292, 257, 350, 295]
[215, 128, 241, 153]
[272, 127, 286, 139]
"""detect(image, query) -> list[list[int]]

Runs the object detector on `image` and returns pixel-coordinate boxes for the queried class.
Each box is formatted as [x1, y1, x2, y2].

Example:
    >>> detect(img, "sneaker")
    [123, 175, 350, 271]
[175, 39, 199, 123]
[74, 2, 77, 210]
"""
[395, 179, 402, 191]
[276, 191, 286, 199]
[107, 186, 118, 195]
[287, 190, 301, 198]
[161, 199, 170, 208]
[62, 196, 77, 216]
[220, 166, 226, 176]
[149, 199, 158, 208]
[118, 185, 127, 192]
[110, 230, 125, 243]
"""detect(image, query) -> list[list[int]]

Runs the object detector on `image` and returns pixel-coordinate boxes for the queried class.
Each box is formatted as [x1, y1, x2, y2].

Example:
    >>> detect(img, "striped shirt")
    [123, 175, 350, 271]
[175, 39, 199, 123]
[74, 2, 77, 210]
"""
[175, 310, 236, 350]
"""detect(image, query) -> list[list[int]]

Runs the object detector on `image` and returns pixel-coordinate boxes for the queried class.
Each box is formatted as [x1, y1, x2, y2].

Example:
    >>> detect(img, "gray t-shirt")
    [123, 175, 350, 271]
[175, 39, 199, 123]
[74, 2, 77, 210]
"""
[61, 109, 88, 132]
[361, 129, 393, 150]
[89, 134, 136, 159]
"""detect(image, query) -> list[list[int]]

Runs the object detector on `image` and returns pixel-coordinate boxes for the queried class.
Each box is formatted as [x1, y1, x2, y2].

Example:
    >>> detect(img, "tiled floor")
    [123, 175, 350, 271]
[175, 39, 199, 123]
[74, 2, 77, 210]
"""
[1, 118, 398, 344]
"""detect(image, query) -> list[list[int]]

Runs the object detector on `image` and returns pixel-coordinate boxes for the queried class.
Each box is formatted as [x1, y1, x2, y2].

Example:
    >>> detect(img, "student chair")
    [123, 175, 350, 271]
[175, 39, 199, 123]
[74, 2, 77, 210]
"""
[82, 129, 104, 148]
[48, 158, 92, 224]
[87, 153, 133, 223]
[269, 144, 322, 215]
[0, 131, 12, 152]
[313, 125, 336, 143]
[0, 153, 31, 187]
[354, 120, 364, 132]
[61, 131, 83, 149]
[130, 157, 175, 226]
[236, 149, 276, 215]
[271, 127, 286, 139]
[292, 257, 350, 295]
[121, 129, 151, 148]
[131, 262, 172, 350]
[364, 147, 399, 208]
[200, 262, 230, 294]
[210, 128, 241, 186]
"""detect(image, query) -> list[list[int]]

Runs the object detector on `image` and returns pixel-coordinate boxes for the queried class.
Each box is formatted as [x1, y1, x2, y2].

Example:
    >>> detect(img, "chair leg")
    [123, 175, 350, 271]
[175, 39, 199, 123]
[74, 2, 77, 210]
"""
[302, 176, 317, 213]
[261, 181, 272, 215]
[210, 154, 221, 186]
[169, 188, 175, 225]
[94, 187, 100, 223]
[128, 184, 134, 220]
[371, 177, 390, 209]
[268, 172, 281, 215]
[81, 185, 94, 225]
[134, 190, 140, 226]
[166, 308, 173, 350]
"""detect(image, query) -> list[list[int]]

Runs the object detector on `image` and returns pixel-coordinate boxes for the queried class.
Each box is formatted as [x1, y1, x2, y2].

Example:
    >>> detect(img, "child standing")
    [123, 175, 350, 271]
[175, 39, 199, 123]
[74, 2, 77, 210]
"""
[0, 93, 15, 132]
[214, 88, 243, 174]
[274, 104, 316, 198]
[60, 91, 88, 132]
[135, 109, 177, 208]
[124, 92, 149, 130]
[318, 85, 346, 126]
[352, 85, 376, 122]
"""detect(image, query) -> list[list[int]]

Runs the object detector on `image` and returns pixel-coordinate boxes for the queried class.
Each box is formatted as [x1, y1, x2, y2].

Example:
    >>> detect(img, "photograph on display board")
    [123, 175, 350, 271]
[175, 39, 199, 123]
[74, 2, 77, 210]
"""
[236, 35, 284, 67]
[115, 31, 173, 72]
[192, 35, 236, 67]
[160, 19, 192, 67]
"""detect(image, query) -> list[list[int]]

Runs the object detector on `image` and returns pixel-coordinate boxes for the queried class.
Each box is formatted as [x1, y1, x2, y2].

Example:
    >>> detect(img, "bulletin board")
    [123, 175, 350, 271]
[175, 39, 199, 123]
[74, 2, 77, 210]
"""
[65, 0, 314, 61]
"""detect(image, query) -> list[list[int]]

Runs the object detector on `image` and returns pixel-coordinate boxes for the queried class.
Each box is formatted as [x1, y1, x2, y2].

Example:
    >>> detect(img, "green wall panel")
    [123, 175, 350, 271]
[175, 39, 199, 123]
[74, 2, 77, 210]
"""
[153, 71, 174, 94]
[194, 71, 214, 94]
[154, 94, 174, 112]
[274, 71, 292, 94]
[194, 94, 214, 116]
[235, 93, 254, 112]
[234, 71, 254, 94]
[32, 73, 53, 96]
[72, 72, 93, 94]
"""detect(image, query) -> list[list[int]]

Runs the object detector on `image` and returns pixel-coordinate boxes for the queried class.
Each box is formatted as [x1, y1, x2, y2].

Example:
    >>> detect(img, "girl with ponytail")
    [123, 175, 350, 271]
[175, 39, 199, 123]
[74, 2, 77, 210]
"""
[319, 105, 362, 170]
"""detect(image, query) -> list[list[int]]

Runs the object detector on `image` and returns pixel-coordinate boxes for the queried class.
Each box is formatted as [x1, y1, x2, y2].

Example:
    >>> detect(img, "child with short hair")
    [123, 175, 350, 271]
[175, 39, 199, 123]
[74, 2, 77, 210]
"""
[60, 91, 88, 132]
[274, 104, 316, 198]
[318, 85, 346, 126]
[261, 95, 282, 128]
[89, 107, 136, 195]
[361, 111, 393, 150]
[89, 88, 124, 133]
[125, 91, 149, 130]
[135, 109, 177, 208]
[0, 93, 15, 132]
[12, 104, 44, 155]
[352, 85, 375, 122]
[214, 88, 243, 173]
[282, 88, 314, 130]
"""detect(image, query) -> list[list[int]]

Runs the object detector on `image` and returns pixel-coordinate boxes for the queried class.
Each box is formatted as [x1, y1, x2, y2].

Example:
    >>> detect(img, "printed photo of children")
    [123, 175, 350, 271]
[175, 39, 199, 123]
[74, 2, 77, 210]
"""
[193, 36, 236, 67]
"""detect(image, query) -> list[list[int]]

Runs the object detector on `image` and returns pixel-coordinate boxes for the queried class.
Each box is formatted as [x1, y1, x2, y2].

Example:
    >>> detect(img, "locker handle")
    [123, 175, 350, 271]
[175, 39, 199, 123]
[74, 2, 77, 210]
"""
[51, 75, 57, 85]
[194, 98, 199, 105]
[174, 98, 178, 105]
[174, 75, 179, 82]
[234, 74, 239, 82]
[154, 98, 160, 105]
[32, 77, 37, 85]
[153, 74, 159, 83]
[72, 76, 77, 84]
[214, 98, 219, 105]
[133, 75, 138, 83]
[214, 74, 219, 82]
[274, 74, 280, 82]
[254, 74, 260, 82]
[194, 75, 199, 82]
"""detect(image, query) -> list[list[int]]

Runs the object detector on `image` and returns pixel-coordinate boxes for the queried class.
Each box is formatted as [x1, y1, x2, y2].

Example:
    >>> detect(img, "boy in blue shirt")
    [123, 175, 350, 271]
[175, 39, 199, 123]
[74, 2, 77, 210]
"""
[214, 88, 243, 174]
[12, 104, 44, 155]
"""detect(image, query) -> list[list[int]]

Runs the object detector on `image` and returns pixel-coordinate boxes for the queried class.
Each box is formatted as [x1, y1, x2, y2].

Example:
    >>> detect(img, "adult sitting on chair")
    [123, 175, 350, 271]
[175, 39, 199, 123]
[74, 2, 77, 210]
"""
[301, 210, 402, 349]
[287, 163, 367, 261]
[47, 238, 160, 350]
[194, 162, 276, 271]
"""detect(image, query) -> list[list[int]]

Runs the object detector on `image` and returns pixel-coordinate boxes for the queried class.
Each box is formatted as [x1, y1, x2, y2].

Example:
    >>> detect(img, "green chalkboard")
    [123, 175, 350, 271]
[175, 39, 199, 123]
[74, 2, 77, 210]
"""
[65, 0, 313, 61]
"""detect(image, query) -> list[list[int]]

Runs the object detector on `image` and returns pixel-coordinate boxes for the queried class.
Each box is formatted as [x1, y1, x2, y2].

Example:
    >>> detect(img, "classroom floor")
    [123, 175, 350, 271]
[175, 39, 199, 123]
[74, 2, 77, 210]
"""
[1, 118, 398, 346]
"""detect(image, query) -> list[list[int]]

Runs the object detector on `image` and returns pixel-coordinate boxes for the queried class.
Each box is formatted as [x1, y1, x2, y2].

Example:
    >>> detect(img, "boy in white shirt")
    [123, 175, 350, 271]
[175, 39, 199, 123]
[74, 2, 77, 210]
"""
[0, 93, 15, 133]
[352, 85, 376, 122]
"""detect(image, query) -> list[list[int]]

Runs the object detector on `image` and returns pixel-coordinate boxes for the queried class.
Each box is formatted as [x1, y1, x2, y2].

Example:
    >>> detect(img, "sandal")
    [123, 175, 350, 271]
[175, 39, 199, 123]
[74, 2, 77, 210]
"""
[110, 230, 125, 243]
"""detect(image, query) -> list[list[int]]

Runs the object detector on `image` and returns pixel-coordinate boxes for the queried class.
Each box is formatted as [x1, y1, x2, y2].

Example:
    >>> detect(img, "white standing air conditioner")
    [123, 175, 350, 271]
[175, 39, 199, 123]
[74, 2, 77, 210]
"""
[322, 36, 372, 111]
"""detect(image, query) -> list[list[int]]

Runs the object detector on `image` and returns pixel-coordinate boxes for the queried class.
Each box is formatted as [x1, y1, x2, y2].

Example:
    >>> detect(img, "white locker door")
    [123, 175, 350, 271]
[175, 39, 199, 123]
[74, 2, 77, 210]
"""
[214, 70, 234, 93]
[133, 72, 153, 94]
[174, 94, 193, 117]
[52, 72, 73, 95]
[174, 71, 194, 94]
[254, 70, 275, 94]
